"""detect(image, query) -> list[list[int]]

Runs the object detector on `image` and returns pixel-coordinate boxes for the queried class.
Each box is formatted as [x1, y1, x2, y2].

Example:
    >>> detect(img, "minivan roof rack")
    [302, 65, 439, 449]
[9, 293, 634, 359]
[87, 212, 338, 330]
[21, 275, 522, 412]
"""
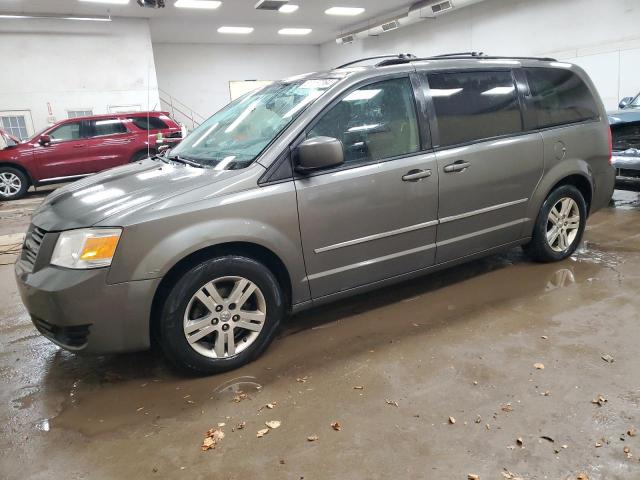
[336, 52, 557, 70]
[337, 53, 417, 69]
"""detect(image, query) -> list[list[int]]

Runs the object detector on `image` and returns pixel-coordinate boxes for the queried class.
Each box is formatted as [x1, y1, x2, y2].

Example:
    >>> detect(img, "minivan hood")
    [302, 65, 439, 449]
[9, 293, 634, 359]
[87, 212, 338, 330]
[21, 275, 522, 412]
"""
[32, 159, 252, 231]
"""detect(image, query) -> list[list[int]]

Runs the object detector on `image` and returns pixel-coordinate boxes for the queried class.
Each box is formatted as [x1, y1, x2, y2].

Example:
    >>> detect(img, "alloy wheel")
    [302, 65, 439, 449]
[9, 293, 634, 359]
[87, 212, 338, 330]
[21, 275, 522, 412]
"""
[546, 197, 580, 253]
[183, 276, 266, 359]
[0, 172, 21, 197]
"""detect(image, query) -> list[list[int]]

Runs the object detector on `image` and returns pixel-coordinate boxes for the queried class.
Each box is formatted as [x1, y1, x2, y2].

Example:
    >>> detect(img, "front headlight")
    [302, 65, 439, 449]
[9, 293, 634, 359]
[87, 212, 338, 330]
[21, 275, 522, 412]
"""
[51, 228, 122, 269]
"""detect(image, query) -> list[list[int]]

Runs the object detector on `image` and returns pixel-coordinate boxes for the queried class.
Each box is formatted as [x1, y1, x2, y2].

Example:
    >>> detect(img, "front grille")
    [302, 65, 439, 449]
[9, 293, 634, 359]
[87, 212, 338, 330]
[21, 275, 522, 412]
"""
[21, 225, 47, 268]
[32, 316, 91, 350]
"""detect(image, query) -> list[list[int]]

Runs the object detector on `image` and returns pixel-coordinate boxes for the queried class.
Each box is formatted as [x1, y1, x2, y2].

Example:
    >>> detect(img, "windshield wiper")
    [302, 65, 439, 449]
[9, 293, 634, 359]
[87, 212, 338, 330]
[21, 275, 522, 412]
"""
[168, 155, 205, 168]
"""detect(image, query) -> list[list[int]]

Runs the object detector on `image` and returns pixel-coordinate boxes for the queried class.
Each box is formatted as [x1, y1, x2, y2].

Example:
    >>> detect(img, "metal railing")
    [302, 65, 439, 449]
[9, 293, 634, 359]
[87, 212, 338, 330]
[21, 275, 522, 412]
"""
[158, 88, 207, 131]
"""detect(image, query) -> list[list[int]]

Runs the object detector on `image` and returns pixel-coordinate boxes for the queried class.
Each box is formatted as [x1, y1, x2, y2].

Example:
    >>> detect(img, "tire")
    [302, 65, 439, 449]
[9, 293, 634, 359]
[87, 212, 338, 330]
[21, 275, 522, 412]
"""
[158, 255, 285, 375]
[130, 150, 152, 163]
[524, 184, 587, 263]
[0, 167, 29, 200]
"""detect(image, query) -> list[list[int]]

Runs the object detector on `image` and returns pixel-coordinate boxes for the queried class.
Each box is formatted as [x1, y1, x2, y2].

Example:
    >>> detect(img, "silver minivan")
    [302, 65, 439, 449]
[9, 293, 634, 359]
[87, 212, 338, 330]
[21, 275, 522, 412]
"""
[16, 54, 615, 374]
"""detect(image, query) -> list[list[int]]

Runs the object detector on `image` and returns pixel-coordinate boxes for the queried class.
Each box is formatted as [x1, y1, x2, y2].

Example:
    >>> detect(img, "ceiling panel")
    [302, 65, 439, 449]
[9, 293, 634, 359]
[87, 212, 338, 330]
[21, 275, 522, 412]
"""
[0, 0, 417, 44]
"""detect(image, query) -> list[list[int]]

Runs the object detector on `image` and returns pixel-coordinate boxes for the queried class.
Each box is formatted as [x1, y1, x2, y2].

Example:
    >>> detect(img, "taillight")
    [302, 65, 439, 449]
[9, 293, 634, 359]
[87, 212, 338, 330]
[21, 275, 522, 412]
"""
[607, 127, 613, 165]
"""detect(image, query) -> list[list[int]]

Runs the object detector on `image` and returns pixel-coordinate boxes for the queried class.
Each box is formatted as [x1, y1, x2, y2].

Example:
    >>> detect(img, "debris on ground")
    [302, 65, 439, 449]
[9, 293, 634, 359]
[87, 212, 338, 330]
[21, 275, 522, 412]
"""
[591, 394, 607, 406]
[501, 403, 513, 413]
[296, 376, 309, 383]
[307, 435, 319, 442]
[202, 428, 225, 451]
[232, 392, 248, 403]
[233, 421, 246, 432]
[279, 459, 286, 465]
[516, 437, 524, 447]
[331, 421, 342, 431]
[385, 399, 399, 407]
[541, 335, 548, 340]
[265, 420, 281, 429]
[576, 473, 589, 480]
[628, 427, 637, 437]
[467, 474, 479, 480]
[540, 435, 554, 443]
[256, 428, 269, 438]
[448, 416, 456, 424]
[353, 385, 364, 390]
[258, 402, 277, 411]
[501, 470, 523, 480]
[541, 390, 551, 396]
[475, 415, 482, 424]
[601, 354, 615, 363]
[534, 363, 545, 370]
[623, 446, 631, 458]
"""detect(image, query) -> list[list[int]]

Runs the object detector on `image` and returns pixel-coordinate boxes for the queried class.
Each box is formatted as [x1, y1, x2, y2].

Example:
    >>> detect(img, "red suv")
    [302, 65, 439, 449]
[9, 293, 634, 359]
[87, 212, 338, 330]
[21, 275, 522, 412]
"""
[0, 112, 182, 200]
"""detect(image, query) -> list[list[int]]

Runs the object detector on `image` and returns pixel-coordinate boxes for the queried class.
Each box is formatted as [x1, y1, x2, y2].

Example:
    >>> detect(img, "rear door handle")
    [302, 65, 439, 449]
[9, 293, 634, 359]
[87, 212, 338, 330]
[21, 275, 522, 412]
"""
[402, 169, 432, 182]
[443, 160, 471, 173]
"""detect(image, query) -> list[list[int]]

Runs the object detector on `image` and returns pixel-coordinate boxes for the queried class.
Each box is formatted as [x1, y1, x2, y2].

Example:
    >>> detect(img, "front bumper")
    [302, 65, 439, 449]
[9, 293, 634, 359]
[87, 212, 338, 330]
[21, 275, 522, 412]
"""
[15, 260, 160, 354]
[612, 152, 640, 189]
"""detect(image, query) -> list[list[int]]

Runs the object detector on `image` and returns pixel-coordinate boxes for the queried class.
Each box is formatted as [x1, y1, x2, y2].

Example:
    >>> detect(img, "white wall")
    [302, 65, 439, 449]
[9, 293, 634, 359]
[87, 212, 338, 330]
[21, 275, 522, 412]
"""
[153, 43, 322, 124]
[320, 0, 640, 110]
[0, 17, 160, 136]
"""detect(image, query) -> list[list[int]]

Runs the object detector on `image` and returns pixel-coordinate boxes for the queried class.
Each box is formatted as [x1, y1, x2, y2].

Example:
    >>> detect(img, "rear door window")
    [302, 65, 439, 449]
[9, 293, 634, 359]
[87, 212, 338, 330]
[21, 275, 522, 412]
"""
[89, 118, 127, 137]
[128, 116, 169, 131]
[425, 70, 523, 148]
[308, 77, 421, 166]
[524, 67, 599, 128]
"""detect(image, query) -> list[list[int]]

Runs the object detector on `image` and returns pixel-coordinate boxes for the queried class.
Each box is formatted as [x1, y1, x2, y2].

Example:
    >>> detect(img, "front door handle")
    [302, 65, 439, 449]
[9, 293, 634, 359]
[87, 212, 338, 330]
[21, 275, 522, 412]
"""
[402, 169, 432, 182]
[443, 160, 471, 173]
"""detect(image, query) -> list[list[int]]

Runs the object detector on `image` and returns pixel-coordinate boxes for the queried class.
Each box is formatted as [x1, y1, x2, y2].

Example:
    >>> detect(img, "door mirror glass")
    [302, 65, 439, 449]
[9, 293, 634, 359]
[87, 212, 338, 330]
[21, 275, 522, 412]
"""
[296, 136, 344, 172]
[39, 134, 51, 146]
[619, 97, 633, 109]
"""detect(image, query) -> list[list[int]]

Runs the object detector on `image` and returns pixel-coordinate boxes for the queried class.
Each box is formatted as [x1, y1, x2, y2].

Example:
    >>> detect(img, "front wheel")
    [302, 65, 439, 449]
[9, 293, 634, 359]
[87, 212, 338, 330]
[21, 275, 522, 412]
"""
[158, 256, 285, 375]
[0, 167, 29, 200]
[524, 184, 587, 262]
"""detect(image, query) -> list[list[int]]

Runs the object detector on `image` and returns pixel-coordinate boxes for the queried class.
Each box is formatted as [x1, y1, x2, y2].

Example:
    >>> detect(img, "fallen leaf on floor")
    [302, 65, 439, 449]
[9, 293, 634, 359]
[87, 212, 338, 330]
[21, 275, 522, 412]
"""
[534, 363, 545, 370]
[541, 335, 548, 340]
[595, 442, 602, 448]
[258, 402, 277, 411]
[516, 437, 524, 447]
[256, 428, 269, 438]
[475, 415, 482, 424]
[232, 392, 248, 403]
[591, 395, 607, 406]
[353, 385, 364, 390]
[628, 427, 637, 437]
[576, 473, 589, 480]
[307, 434, 318, 442]
[265, 420, 281, 429]
[468, 475, 479, 480]
[501, 403, 514, 413]
[501, 470, 523, 480]
[448, 416, 456, 425]
[235, 421, 246, 431]
[601, 354, 615, 363]
[136, 407, 144, 412]
[331, 421, 342, 431]
[217, 422, 226, 427]
[541, 390, 551, 396]
[624, 446, 631, 454]
[201, 428, 225, 451]
[296, 376, 309, 383]
[385, 399, 399, 407]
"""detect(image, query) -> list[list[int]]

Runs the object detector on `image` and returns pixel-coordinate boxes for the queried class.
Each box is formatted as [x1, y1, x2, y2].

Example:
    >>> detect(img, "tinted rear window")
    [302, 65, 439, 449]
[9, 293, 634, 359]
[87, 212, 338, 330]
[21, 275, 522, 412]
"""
[129, 116, 169, 130]
[524, 67, 599, 128]
[426, 71, 523, 148]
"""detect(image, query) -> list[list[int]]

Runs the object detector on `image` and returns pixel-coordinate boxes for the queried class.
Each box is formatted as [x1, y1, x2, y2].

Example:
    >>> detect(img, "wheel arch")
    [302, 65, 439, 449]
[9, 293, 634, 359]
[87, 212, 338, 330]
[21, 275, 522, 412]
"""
[0, 162, 35, 187]
[149, 241, 292, 347]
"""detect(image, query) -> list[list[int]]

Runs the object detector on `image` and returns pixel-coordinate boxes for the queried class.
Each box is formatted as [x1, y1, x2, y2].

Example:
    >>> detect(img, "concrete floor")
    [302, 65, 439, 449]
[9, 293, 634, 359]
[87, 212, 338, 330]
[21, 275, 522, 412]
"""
[1, 190, 640, 480]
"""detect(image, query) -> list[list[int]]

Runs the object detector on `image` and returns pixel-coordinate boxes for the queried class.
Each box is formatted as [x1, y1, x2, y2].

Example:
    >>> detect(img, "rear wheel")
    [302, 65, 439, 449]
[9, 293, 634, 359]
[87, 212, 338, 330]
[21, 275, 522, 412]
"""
[524, 184, 587, 262]
[158, 255, 284, 375]
[0, 167, 29, 200]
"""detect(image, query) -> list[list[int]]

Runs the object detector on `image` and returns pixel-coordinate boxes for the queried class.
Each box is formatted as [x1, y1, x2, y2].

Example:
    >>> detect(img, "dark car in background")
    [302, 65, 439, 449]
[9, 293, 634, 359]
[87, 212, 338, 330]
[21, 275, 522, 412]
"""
[0, 111, 183, 200]
[609, 92, 640, 189]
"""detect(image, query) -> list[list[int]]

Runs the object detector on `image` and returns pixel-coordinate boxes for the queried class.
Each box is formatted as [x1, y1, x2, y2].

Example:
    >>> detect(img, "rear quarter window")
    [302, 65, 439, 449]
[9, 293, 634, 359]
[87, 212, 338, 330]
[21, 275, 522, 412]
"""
[128, 116, 169, 131]
[524, 67, 599, 129]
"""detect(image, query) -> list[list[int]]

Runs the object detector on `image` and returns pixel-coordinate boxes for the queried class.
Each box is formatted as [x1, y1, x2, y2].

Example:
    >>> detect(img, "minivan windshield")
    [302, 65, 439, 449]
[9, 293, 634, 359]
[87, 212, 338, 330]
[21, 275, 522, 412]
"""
[168, 78, 338, 169]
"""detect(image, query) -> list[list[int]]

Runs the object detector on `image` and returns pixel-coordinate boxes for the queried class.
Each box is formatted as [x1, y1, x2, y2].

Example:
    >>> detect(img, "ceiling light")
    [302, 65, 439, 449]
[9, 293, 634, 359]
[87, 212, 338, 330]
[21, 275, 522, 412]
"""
[218, 26, 254, 34]
[325, 6, 365, 16]
[175, 0, 221, 9]
[278, 4, 298, 13]
[78, 0, 129, 4]
[278, 27, 311, 35]
[0, 13, 112, 21]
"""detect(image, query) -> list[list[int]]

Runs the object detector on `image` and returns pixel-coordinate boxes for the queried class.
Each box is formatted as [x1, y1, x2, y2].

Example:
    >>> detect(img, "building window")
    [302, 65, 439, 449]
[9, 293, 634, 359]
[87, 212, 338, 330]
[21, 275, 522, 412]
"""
[67, 110, 93, 119]
[0, 115, 29, 140]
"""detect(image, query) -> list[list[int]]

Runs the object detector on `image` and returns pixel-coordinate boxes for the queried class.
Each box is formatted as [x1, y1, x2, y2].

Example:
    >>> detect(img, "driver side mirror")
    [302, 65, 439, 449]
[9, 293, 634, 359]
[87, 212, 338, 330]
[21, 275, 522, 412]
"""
[39, 134, 51, 146]
[619, 97, 633, 109]
[295, 136, 344, 173]
[157, 144, 171, 155]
